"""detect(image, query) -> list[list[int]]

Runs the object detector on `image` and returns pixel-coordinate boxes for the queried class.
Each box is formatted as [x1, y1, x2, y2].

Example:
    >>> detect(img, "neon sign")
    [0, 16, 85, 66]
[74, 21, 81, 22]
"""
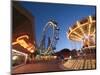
[12, 35, 35, 53]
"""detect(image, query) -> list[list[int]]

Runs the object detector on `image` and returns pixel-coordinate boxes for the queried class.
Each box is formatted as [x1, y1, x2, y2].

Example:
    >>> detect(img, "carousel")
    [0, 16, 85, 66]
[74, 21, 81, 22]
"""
[67, 16, 96, 58]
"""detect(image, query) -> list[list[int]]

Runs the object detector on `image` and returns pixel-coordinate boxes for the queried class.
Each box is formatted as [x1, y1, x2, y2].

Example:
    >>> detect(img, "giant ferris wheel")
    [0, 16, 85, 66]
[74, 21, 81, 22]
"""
[39, 20, 60, 55]
[67, 16, 96, 49]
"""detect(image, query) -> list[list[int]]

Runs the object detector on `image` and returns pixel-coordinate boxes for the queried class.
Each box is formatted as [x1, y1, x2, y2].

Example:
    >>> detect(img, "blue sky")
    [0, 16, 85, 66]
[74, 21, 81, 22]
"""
[19, 1, 96, 52]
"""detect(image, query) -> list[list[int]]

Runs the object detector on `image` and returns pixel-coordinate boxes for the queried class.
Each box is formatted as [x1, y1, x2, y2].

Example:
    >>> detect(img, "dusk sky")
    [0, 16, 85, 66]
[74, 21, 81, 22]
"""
[18, 1, 96, 52]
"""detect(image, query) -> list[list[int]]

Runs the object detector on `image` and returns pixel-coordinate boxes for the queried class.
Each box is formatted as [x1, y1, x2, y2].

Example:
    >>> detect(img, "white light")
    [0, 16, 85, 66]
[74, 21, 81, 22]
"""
[12, 49, 27, 56]
[12, 56, 18, 60]
[30, 50, 34, 53]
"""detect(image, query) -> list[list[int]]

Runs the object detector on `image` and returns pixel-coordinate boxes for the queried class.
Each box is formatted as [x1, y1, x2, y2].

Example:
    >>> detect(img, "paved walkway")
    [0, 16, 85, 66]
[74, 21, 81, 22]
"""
[12, 60, 63, 74]
[63, 59, 96, 70]
[12, 59, 96, 74]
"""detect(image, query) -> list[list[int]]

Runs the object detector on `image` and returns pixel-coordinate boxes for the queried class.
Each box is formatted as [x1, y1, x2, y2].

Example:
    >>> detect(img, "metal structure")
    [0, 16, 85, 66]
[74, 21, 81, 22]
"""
[39, 20, 59, 55]
[67, 16, 96, 48]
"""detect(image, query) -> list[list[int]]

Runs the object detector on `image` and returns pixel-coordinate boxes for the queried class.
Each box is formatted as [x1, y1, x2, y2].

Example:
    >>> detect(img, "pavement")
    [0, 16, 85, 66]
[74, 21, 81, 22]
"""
[12, 60, 63, 74]
[63, 59, 96, 70]
[12, 59, 96, 74]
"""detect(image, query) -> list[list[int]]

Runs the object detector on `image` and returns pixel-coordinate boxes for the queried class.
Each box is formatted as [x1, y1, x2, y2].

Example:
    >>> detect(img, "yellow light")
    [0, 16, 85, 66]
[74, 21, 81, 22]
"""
[88, 16, 93, 35]
[68, 17, 95, 41]
[76, 21, 85, 35]
[88, 16, 92, 23]
[16, 35, 29, 41]
[12, 35, 35, 53]
[12, 35, 29, 46]
[17, 39, 29, 48]
[73, 31, 83, 38]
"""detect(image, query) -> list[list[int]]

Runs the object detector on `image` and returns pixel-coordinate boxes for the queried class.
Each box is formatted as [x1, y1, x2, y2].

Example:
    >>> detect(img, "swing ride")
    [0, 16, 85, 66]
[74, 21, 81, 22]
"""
[67, 16, 96, 49]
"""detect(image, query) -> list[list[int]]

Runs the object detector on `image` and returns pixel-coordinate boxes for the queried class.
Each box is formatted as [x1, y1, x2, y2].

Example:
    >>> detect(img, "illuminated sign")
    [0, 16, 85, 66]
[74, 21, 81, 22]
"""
[12, 35, 35, 53]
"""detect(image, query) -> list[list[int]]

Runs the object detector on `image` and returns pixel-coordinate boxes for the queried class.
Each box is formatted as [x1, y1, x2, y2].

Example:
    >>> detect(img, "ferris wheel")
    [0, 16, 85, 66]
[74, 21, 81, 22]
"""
[39, 20, 59, 55]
